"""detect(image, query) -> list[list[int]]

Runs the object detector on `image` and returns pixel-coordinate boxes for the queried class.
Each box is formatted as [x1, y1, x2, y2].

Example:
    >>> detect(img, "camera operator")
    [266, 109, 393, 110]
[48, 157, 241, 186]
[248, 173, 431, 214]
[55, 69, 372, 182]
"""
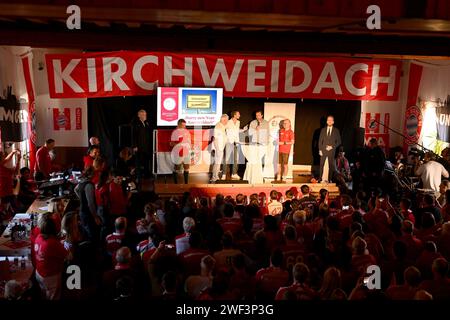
[415, 152, 449, 195]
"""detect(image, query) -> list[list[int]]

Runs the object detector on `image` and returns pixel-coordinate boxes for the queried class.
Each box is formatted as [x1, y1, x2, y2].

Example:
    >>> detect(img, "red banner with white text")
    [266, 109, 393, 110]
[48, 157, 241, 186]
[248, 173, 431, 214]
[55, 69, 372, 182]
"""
[46, 52, 401, 101]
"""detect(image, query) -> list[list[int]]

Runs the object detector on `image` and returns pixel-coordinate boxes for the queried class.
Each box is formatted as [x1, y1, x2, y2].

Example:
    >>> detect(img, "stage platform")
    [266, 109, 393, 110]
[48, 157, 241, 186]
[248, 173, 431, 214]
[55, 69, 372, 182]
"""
[154, 182, 339, 199]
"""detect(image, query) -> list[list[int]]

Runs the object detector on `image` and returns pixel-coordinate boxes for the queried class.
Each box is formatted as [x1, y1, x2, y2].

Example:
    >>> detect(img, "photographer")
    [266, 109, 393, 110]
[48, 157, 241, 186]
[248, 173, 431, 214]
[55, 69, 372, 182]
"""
[415, 152, 449, 194]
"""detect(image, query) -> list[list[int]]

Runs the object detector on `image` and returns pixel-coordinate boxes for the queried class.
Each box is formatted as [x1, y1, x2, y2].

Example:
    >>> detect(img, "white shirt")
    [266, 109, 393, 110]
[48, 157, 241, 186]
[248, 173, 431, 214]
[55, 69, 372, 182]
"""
[214, 122, 228, 151]
[416, 160, 449, 192]
[226, 119, 240, 144]
[327, 126, 332, 136]
[267, 200, 283, 216]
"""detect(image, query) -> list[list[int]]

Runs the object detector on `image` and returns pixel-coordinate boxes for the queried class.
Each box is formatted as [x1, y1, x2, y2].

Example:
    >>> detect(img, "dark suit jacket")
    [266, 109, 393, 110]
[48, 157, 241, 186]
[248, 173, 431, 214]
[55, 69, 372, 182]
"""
[132, 119, 151, 153]
[318, 126, 341, 154]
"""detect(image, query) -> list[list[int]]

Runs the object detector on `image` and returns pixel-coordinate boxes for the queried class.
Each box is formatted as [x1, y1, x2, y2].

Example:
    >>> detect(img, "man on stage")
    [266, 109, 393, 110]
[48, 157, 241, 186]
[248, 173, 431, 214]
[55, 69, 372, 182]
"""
[318, 115, 341, 183]
[211, 114, 229, 183]
[225, 110, 242, 180]
[132, 109, 151, 179]
[249, 111, 269, 145]
[170, 119, 191, 184]
[275, 119, 295, 183]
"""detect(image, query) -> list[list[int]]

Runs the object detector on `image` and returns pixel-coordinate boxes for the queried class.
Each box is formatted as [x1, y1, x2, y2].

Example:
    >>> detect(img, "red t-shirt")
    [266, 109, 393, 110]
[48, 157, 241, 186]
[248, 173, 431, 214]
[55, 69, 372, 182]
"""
[30, 227, 41, 267]
[179, 248, 209, 276]
[275, 283, 316, 300]
[280, 241, 305, 267]
[95, 183, 109, 208]
[279, 128, 294, 154]
[0, 165, 15, 197]
[83, 155, 94, 169]
[35, 146, 52, 177]
[109, 182, 127, 216]
[217, 217, 242, 235]
[142, 247, 157, 266]
[256, 267, 289, 296]
[91, 169, 102, 185]
[34, 234, 67, 277]
[105, 232, 125, 255]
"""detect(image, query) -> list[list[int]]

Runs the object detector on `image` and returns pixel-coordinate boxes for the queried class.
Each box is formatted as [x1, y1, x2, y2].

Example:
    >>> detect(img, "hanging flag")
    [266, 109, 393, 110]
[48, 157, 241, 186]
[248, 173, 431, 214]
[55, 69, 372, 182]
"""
[21, 54, 37, 172]
[53, 108, 71, 130]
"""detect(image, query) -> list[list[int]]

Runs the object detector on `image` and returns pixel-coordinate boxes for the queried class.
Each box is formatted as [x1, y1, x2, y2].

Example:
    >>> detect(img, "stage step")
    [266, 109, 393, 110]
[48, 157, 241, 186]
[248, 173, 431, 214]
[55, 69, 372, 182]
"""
[212, 180, 249, 184]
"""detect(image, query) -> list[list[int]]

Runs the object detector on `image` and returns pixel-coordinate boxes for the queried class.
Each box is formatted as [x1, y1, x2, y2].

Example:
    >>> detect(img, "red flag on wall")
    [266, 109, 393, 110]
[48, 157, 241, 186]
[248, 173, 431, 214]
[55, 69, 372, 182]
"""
[21, 54, 36, 173]
[53, 108, 71, 130]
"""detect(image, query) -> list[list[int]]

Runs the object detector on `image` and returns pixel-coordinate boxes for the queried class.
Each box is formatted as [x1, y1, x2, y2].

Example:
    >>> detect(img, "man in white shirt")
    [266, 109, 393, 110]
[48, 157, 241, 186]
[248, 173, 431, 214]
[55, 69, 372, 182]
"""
[225, 111, 242, 180]
[211, 114, 229, 182]
[416, 152, 450, 194]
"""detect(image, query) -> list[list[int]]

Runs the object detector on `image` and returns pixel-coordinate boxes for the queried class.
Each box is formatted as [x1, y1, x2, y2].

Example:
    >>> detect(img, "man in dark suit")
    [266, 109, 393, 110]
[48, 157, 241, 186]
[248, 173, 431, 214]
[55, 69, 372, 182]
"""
[318, 115, 341, 183]
[132, 109, 151, 178]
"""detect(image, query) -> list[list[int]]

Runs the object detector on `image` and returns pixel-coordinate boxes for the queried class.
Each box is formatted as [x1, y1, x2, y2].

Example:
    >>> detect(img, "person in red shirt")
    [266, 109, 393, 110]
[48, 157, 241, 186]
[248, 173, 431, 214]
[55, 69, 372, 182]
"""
[416, 241, 443, 280]
[34, 216, 67, 300]
[386, 266, 421, 300]
[136, 203, 164, 236]
[91, 156, 106, 185]
[217, 203, 242, 236]
[30, 212, 59, 267]
[83, 145, 100, 169]
[105, 217, 127, 258]
[179, 231, 209, 277]
[350, 236, 377, 277]
[34, 139, 55, 181]
[419, 258, 450, 300]
[280, 225, 304, 269]
[293, 210, 314, 251]
[400, 220, 423, 261]
[256, 249, 289, 299]
[170, 119, 191, 184]
[318, 267, 341, 300]
[276, 263, 316, 300]
[0, 149, 20, 201]
[275, 119, 294, 183]
[109, 171, 128, 216]
[400, 198, 416, 224]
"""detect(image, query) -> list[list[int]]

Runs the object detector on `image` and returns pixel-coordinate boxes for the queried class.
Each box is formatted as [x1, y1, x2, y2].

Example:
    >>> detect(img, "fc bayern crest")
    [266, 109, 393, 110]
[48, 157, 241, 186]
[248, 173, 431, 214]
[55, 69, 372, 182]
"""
[404, 105, 422, 145]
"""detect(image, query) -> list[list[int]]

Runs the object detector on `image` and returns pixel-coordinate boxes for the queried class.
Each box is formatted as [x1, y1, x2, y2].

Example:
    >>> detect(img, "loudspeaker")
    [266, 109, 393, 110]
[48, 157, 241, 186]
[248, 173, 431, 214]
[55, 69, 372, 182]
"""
[119, 124, 133, 148]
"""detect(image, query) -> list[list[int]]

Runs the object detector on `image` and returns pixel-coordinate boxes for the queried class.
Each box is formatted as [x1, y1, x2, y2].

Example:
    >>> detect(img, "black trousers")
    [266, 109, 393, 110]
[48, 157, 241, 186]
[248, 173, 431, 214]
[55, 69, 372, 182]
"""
[136, 151, 151, 178]
[320, 150, 336, 182]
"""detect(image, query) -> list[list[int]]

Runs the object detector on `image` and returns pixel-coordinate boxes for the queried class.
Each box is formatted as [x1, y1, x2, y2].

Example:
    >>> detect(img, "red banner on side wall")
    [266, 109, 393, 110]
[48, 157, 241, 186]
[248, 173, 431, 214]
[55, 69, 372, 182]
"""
[403, 63, 424, 152]
[45, 52, 402, 101]
[21, 54, 36, 173]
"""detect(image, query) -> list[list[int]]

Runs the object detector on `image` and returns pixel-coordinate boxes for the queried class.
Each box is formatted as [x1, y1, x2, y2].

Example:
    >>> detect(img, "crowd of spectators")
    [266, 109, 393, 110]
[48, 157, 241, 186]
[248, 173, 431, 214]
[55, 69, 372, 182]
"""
[1, 137, 450, 301]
